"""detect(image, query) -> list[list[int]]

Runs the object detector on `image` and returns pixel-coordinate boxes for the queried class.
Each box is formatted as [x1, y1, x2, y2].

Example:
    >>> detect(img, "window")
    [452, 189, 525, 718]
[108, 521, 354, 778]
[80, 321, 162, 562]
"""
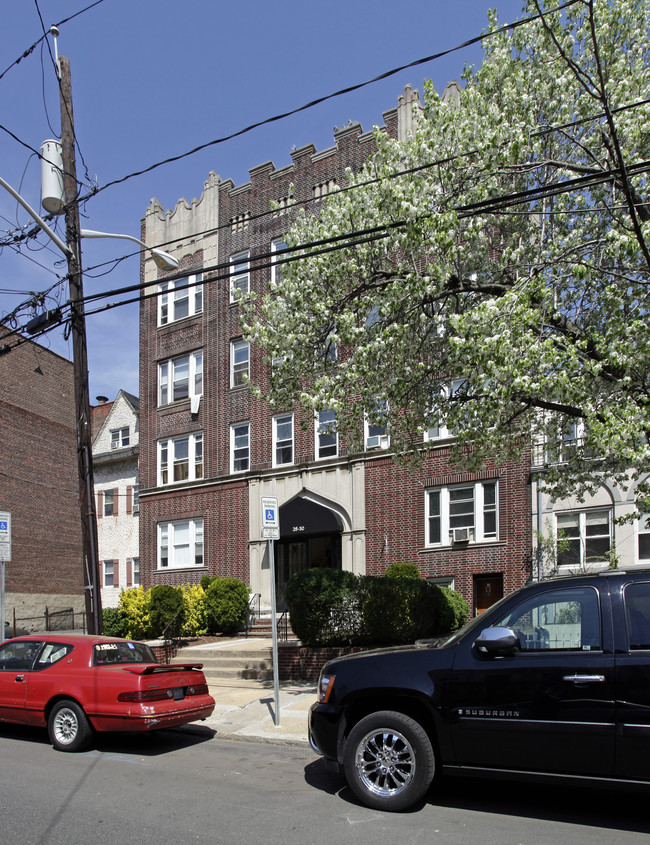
[230, 250, 250, 301]
[231, 339, 250, 387]
[639, 515, 650, 563]
[158, 518, 204, 569]
[110, 427, 129, 449]
[132, 485, 140, 514]
[271, 238, 287, 287]
[365, 397, 389, 449]
[103, 560, 115, 588]
[556, 510, 611, 569]
[158, 433, 203, 485]
[425, 378, 466, 441]
[316, 410, 337, 459]
[103, 490, 114, 517]
[158, 351, 203, 405]
[231, 422, 250, 473]
[426, 481, 498, 546]
[158, 274, 203, 326]
[495, 586, 601, 651]
[132, 558, 140, 587]
[273, 414, 293, 466]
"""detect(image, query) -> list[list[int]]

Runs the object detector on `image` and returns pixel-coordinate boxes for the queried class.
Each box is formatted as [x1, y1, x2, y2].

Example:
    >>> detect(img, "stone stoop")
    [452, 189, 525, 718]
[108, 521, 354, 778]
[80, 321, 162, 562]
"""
[174, 643, 274, 687]
[243, 615, 294, 639]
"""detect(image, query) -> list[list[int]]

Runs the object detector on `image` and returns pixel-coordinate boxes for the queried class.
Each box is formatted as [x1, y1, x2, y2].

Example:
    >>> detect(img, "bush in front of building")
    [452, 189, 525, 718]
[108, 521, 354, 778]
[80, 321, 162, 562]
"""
[286, 568, 469, 647]
[148, 584, 185, 638]
[181, 583, 209, 636]
[286, 568, 360, 647]
[102, 606, 128, 637]
[204, 577, 249, 634]
[118, 586, 152, 639]
[384, 562, 421, 580]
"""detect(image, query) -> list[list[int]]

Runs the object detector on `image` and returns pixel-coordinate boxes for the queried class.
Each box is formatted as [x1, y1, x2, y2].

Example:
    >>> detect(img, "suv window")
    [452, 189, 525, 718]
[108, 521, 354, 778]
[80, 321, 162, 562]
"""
[624, 582, 650, 650]
[495, 586, 601, 651]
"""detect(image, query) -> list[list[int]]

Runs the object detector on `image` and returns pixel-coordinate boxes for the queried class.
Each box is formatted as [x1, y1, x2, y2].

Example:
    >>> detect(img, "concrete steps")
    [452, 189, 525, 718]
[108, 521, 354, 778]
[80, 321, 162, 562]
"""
[175, 641, 274, 689]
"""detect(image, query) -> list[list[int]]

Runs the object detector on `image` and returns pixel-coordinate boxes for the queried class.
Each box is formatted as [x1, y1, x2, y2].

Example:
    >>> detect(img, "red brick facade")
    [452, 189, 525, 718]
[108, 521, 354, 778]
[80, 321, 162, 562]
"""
[0, 330, 84, 611]
[138, 88, 532, 617]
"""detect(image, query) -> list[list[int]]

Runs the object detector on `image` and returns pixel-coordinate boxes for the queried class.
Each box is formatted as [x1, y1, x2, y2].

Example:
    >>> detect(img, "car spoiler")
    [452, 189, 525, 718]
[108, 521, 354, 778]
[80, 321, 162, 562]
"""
[121, 663, 204, 675]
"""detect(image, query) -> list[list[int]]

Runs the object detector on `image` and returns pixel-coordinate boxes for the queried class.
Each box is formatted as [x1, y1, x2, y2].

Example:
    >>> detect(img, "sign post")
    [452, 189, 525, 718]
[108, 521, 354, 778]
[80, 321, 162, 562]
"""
[0, 512, 11, 641]
[261, 497, 281, 727]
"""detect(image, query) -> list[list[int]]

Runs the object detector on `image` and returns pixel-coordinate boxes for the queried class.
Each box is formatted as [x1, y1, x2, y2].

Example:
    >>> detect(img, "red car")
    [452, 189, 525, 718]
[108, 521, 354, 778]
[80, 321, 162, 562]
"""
[0, 633, 215, 751]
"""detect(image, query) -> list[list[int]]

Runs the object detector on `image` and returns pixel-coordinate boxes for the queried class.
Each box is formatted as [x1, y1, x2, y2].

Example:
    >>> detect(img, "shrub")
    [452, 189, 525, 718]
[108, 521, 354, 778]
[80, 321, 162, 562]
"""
[149, 584, 184, 638]
[200, 575, 215, 591]
[384, 562, 421, 580]
[118, 586, 152, 639]
[358, 577, 444, 645]
[204, 577, 249, 634]
[439, 586, 469, 631]
[102, 606, 127, 638]
[286, 568, 359, 646]
[181, 584, 209, 636]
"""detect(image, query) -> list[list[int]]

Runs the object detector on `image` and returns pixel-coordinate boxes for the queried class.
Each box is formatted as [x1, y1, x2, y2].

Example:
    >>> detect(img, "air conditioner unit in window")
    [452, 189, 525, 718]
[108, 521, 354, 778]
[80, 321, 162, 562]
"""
[367, 434, 389, 449]
[451, 527, 470, 544]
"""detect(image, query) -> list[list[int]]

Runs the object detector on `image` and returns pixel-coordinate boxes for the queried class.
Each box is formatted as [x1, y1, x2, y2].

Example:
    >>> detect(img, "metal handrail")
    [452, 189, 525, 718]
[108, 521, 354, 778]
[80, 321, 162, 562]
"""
[277, 610, 289, 642]
[160, 607, 185, 663]
[245, 593, 261, 638]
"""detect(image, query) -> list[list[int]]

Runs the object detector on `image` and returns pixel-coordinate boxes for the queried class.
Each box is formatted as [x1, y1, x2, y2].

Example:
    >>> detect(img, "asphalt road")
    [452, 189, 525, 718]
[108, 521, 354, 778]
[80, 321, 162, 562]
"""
[1, 722, 649, 845]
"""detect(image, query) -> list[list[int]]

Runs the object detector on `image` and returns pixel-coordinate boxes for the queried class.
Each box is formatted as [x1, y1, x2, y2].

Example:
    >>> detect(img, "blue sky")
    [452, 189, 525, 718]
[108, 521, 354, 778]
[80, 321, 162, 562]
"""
[0, 0, 525, 402]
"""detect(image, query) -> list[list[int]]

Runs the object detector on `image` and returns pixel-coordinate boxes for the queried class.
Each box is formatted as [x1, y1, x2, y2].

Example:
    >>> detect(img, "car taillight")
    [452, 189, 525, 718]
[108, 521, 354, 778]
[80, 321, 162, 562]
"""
[118, 689, 175, 702]
[186, 684, 209, 696]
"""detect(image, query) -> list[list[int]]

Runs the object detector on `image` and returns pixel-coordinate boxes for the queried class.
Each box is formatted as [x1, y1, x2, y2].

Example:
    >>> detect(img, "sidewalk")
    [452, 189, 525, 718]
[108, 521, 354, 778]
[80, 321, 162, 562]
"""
[178, 638, 318, 748]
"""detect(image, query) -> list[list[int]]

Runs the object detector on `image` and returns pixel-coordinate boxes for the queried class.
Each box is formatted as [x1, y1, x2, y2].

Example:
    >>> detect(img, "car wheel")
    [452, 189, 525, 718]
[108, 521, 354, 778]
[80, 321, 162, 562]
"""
[343, 710, 435, 812]
[48, 700, 92, 752]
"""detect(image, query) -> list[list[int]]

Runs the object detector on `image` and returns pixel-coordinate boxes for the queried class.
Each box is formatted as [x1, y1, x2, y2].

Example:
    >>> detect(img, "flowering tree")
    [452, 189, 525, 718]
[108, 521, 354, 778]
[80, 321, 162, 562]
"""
[243, 0, 650, 507]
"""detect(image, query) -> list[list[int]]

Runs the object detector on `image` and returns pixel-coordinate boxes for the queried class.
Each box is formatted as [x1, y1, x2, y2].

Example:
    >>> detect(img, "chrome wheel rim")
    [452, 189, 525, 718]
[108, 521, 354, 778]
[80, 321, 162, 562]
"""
[354, 728, 415, 798]
[53, 707, 79, 745]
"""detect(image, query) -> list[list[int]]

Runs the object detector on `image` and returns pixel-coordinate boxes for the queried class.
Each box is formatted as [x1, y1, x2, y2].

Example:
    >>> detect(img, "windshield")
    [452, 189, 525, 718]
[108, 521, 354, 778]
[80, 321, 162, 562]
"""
[93, 641, 158, 666]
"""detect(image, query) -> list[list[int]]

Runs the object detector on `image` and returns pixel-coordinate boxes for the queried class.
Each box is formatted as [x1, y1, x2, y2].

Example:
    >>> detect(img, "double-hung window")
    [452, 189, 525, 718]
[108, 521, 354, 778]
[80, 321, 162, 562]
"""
[231, 339, 249, 387]
[158, 351, 203, 405]
[158, 518, 204, 569]
[230, 422, 250, 473]
[158, 433, 204, 485]
[230, 251, 250, 301]
[273, 414, 293, 466]
[271, 238, 287, 287]
[159, 274, 203, 325]
[365, 397, 389, 449]
[427, 481, 498, 546]
[425, 378, 466, 441]
[639, 515, 650, 564]
[316, 410, 337, 459]
[110, 427, 129, 449]
[556, 510, 611, 569]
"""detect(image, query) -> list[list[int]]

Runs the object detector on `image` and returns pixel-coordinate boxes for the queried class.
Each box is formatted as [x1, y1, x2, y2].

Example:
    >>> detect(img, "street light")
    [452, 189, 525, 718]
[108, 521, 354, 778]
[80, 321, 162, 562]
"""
[80, 229, 179, 271]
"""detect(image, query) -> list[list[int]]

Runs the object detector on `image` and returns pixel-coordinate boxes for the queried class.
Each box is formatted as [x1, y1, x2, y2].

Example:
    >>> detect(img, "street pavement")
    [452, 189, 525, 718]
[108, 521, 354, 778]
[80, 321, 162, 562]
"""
[178, 637, 317, 747]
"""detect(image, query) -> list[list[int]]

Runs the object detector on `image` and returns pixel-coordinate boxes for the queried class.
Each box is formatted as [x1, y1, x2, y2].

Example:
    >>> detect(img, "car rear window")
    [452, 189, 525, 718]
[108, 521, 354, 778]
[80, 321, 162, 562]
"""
[93, 641, 158, 665]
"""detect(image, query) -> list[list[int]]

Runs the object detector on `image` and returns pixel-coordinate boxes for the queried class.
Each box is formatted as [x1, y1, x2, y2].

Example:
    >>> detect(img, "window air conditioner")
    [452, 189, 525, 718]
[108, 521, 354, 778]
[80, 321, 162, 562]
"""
[366, 434, 389, 449]
[451, 527, 470, 544]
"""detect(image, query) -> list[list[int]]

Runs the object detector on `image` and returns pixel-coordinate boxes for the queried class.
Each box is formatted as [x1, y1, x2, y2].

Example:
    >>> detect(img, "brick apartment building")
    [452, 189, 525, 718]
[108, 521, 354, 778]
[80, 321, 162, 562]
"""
[138, 85, 532, 616]
[0, 329, 84, 622]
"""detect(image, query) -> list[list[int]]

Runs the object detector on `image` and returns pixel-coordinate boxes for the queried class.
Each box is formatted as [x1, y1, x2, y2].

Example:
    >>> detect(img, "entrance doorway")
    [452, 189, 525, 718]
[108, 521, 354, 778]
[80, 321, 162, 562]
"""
[274, 497, 343, 607]
[474, 574, 504, 615]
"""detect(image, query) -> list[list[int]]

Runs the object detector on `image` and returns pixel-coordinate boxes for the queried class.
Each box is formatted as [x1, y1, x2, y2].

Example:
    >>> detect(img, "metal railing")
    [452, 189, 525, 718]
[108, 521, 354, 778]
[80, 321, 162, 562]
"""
[160, 608, 186, 663]
[245, 593, 261, 637]
[4, 607, 85, 637]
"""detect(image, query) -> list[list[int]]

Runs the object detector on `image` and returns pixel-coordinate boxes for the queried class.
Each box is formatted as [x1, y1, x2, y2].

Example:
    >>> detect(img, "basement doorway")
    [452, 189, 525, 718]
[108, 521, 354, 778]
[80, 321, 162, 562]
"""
[275, 497, 343, 608]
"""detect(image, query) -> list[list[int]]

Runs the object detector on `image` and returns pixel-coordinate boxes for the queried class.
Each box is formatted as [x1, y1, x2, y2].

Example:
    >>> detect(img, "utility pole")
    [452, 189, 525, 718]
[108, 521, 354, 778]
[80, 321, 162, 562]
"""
[58, 53, 103, 634]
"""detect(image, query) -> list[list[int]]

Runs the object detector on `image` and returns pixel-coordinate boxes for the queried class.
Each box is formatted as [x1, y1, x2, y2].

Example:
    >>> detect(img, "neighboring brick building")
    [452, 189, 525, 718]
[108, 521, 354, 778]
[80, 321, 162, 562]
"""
[0, 329, 84, 622]
[92, 390, 140, 608]
[138, 85, 532, 616]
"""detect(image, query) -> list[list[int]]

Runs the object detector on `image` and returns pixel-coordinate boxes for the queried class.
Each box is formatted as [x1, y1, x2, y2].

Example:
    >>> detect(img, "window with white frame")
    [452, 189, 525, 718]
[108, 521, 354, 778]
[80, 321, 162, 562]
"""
[132, 485, 139, 514]
[556, 510, 611, 569]
[158, 351, 203, 405]
[230, 422, 250, 473]
[132, 557, 140, 587]
[158, 518, 204, 569]
[271, 238, 287, 287]
[158, 274, 203, 326]
[273, 414, 293, 466]
[639, 515, 650, 563]
[103, 490, 115, 517]
[110, 427, 129, 449]
[103, 560, 115, 588]
[230, 339, 250, 387]
[316, 410, 338, 459]
[230, 250, 250, 301]
[158, 433, 204, 485]
[425, 378, 466, 441]
[427, 481, 498, 546]
[365, 397, 389, 449]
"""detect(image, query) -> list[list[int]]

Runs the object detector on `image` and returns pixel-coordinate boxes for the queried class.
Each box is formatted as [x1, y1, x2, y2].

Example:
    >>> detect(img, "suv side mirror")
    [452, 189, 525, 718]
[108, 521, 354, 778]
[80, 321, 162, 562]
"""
[474, 626, 519, 654]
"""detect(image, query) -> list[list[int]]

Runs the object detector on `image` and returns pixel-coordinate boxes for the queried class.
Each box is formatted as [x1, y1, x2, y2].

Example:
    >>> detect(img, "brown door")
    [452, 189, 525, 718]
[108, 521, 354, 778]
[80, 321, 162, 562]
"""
[474, 574, 503, 615]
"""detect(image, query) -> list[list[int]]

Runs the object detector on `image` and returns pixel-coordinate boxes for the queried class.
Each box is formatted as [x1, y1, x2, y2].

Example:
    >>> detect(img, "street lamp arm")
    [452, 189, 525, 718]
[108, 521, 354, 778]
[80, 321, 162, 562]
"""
[80, 229, 179, 271]
[0, 175, 72, 257]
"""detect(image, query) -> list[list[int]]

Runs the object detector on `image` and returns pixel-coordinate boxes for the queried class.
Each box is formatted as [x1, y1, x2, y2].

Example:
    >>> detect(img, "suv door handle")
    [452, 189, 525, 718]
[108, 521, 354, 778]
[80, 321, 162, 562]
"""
[563, 674, 605, 684]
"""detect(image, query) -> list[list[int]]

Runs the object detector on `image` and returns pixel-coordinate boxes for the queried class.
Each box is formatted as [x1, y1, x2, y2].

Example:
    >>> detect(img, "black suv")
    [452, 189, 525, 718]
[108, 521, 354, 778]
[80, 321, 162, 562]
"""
[309, 570, 650, 811]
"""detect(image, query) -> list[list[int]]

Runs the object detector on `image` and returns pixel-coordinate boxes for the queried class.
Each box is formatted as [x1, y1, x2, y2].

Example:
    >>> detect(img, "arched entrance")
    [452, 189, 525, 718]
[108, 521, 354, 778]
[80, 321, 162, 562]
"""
[275, 497, 343, 607]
